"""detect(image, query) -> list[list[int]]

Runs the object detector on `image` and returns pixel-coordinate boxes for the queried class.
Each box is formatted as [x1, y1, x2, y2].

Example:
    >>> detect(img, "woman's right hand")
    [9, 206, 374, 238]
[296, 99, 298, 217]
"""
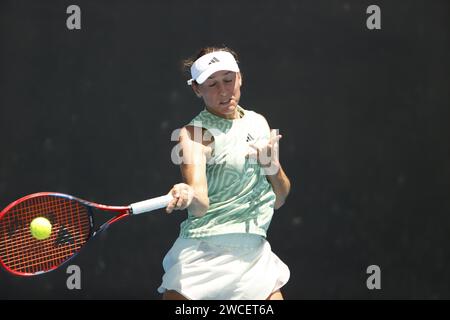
[166, 183, 195, 213]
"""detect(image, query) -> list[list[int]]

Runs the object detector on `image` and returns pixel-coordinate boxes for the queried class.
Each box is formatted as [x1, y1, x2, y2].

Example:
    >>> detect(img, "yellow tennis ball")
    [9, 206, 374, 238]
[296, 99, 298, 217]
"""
[30, 217, 52, 240]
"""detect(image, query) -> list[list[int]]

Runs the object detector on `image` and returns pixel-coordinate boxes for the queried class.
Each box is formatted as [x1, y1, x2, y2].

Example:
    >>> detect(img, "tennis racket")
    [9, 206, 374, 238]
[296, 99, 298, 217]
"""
[0, 192, 172, 276]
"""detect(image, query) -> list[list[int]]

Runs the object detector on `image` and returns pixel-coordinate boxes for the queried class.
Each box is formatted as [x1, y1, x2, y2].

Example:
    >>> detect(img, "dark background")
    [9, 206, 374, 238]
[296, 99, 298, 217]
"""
[0, 0, 449, 299]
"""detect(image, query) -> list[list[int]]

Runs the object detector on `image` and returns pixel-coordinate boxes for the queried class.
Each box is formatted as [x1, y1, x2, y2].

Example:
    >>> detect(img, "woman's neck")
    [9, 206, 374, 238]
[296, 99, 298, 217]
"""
[206, 106, 241, 120]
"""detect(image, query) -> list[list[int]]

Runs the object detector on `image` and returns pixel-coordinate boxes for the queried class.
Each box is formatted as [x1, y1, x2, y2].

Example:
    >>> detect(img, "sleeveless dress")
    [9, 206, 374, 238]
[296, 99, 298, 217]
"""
[158, 106, 290, 299]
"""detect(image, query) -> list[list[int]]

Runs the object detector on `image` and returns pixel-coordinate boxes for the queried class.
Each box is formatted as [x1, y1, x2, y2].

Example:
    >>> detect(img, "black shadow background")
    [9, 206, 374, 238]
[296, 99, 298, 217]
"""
[0, 0, 449, 299]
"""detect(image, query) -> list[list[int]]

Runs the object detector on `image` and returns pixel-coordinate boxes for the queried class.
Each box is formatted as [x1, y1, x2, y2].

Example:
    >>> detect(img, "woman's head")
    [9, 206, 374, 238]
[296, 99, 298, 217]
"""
[183, 46, 243, 119]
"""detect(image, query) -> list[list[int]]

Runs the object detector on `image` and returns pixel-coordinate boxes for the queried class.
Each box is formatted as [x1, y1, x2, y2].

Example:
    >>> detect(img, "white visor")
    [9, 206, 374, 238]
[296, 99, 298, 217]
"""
[187, 51, 240, 85]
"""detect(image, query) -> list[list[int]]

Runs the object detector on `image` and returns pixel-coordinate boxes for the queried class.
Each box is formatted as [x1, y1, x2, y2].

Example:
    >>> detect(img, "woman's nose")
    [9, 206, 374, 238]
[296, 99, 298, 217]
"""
[217, 83, 227, 96]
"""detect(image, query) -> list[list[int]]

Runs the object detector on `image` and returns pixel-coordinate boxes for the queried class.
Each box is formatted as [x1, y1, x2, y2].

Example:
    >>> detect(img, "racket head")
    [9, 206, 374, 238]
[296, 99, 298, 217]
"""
[0, 192, 127, 276]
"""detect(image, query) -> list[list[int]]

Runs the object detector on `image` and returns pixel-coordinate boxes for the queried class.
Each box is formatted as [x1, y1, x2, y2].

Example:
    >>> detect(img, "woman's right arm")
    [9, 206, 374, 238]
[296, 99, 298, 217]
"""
[165, 126, 209, 217]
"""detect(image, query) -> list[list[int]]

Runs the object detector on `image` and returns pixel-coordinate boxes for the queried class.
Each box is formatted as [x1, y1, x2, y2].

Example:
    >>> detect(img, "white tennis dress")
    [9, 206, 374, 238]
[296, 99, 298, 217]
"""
[158, 234, 290, 300]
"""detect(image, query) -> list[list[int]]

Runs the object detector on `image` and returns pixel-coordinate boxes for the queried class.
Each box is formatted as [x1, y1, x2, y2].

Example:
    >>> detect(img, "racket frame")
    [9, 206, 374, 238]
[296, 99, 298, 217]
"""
[0, 192, 169, 276]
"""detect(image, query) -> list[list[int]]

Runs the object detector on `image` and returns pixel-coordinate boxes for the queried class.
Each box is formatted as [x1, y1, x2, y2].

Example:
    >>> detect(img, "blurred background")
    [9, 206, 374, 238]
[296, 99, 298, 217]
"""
[0, 0, 449, 299]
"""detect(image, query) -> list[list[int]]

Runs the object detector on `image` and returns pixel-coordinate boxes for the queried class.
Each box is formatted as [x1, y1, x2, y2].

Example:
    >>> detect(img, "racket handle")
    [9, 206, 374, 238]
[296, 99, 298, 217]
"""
[130, 194, 173, 215]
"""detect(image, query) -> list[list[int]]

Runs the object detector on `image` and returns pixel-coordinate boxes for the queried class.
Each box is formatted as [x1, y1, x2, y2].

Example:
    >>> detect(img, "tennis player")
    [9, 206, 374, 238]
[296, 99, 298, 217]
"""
[159, 46, 291, 300]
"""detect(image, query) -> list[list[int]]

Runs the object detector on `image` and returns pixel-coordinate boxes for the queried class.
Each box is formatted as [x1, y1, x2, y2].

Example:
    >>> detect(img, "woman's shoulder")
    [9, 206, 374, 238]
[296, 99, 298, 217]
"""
[187, 109, 221, 130]
[182, 123, 214, 148]
[243, 108, 269, 127]
[187, 109, 208, 124]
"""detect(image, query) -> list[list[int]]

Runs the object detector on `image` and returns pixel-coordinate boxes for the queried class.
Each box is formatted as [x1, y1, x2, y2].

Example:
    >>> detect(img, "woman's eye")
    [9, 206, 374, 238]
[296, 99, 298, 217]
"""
[224, 79, 232, 83]
[209, 82, 217, 87]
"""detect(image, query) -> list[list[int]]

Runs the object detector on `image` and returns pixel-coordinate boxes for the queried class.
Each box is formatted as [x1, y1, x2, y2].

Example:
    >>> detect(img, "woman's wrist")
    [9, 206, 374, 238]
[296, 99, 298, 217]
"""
[263, 161, 281, 176]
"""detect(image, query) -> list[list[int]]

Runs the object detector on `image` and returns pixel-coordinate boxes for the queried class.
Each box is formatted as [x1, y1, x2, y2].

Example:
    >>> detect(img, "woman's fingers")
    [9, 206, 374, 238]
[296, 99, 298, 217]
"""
[176, 192, 185, 208]
[166, 185, 179, 213]
[166, 197, 178, 213]
[269, 130, 282, 150]
[166, 184, 193, 213]
[247, 132, 283, 167]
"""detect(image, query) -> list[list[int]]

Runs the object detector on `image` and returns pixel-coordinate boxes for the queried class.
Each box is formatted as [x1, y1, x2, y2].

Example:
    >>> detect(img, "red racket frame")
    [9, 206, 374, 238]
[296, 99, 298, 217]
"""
[0, 192, 132, 276]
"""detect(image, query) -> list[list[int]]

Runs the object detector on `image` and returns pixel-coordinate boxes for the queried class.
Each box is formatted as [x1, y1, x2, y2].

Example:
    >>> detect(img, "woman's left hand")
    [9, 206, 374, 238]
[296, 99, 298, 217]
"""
[248, 129, 282, 175]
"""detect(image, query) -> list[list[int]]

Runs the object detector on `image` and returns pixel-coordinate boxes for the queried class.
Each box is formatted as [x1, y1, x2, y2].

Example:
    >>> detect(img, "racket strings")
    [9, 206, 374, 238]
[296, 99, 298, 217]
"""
[0, 195, 91, 275]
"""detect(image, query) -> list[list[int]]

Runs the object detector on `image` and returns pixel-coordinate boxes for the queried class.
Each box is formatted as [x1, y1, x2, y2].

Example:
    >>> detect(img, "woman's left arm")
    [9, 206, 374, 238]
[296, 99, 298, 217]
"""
[249, 125, 291, 209]
[266, 163, 291, 210]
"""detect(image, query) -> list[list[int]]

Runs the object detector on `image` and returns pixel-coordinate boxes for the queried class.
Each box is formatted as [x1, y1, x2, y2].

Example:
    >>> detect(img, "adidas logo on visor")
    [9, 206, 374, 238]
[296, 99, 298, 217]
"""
[208, 57, 220, 65]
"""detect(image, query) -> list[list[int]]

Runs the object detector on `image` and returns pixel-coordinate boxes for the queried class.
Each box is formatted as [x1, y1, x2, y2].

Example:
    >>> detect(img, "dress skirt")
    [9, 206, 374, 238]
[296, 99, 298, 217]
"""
[157, 233, 290, 300]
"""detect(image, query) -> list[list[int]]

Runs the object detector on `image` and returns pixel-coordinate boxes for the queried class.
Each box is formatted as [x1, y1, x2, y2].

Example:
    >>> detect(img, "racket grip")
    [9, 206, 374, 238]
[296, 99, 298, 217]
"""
[130, 194, 173, 215]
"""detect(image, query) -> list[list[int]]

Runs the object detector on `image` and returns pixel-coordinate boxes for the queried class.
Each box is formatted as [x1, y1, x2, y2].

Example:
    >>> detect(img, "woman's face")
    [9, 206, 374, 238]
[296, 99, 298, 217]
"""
[193, 70, 242, 119]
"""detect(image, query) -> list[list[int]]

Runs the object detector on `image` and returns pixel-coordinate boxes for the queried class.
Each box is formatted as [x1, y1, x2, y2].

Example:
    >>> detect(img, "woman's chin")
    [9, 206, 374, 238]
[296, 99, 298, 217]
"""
[208, 103, 238, 119]
[221, 102, 236, 113]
